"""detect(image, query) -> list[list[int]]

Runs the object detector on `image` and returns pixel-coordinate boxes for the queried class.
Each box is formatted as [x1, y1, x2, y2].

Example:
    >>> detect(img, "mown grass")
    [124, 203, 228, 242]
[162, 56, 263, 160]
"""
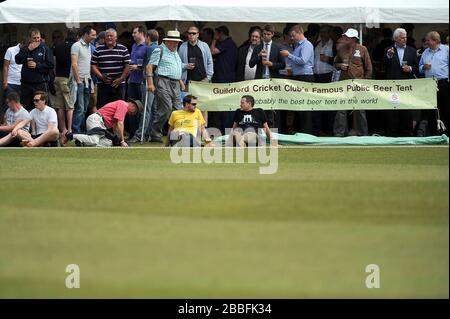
[0, 147, 448, 298]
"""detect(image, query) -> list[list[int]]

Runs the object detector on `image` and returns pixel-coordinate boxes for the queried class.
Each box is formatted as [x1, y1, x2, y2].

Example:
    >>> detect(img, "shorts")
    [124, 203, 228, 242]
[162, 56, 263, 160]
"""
[51, 77, 73, 110]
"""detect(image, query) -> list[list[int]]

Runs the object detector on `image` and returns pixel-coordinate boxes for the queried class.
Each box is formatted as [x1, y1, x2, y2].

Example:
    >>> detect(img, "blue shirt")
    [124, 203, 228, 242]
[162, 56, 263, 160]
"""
[144, 43, 158, 67]
[89, 43, 98, 84]
[129, 42, 148, 84]
[395, 45, 405, 67]
[288, 38, 314, 76]
[149, 43, 182, 80]
[419, 44, 449, 80]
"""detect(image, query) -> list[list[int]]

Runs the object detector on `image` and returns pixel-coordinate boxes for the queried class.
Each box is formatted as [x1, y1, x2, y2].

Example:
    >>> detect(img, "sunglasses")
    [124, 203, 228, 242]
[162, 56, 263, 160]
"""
[33, 99, 42, 102]
[188, 32, 198, 35]
[190, 103, 197, 106]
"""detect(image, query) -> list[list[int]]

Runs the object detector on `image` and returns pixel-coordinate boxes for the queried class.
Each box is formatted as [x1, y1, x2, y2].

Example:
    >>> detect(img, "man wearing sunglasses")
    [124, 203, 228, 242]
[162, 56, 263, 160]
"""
[16, 91, 59, 147]
[167, 95, 212, 147]
[178, 26, 214, 86]
[178, 26, 214, 128]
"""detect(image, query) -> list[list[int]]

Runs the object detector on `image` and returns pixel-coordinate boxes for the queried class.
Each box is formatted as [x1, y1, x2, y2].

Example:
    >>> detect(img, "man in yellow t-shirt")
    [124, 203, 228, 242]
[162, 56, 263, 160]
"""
[167, 94, 212, 147]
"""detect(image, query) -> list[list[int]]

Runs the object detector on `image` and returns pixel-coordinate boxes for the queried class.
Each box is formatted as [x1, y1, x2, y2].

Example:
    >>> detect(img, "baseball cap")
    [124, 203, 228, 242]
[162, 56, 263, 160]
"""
[342, 28, 359, 39]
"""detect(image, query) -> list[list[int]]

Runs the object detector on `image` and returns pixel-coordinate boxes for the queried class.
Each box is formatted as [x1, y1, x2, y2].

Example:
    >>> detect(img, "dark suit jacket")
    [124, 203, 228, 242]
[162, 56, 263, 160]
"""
[236, 44, 252, 82]
[383, 45, 418, 79]
[249, 41, 285, 79]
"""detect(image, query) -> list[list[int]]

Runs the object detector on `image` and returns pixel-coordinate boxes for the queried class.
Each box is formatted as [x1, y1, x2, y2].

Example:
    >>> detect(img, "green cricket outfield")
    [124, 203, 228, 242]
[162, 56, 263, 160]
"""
[0, 146, 448, 298]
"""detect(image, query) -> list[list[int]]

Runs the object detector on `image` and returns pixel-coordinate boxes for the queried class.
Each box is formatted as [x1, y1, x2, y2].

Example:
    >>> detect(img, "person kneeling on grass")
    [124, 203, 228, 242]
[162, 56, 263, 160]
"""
[167, 94, 213, 147]
[226, 95, 277, 147]
[16, 91, 59, 147]
[0, 92, 32, 147]
[67, 99, 142, 147]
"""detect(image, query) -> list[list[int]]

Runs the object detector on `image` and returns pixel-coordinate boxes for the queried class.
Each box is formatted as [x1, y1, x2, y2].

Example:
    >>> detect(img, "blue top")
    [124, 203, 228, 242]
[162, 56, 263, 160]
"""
[129, 42, 148, 84]
[419, 44, 449, 80]
[142, 43, 158, 83]
[287, 38, 314, 76]
[144, 43, 158, 67]
[178, 40, 214, 83]
[89, 43, 98, 84]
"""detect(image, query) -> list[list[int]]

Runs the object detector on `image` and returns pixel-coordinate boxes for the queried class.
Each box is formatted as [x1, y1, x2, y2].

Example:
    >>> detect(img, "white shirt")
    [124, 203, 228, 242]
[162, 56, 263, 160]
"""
[314, 38, 334, 75]
[30, 106, 58, 135]
[4, 44, 22, 85]
[244, 46, 257, 80]
[5, 106, 31, 132]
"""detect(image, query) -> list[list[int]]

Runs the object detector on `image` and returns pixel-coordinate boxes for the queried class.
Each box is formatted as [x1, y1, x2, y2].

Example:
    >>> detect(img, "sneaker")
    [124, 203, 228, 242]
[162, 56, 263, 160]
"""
[127, 136, 141, 143]
[149, 136, 163, 143]
[65, 131, 74, 141]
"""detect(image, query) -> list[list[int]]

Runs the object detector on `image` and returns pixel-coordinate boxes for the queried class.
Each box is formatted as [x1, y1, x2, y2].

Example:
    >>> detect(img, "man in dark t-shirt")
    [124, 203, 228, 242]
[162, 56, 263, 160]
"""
[227, 95, 277, 147]
[52, 30, 76, 144]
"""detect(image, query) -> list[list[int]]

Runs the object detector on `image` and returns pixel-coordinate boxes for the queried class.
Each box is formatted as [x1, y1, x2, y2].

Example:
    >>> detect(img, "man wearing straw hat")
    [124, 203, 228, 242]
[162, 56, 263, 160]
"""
[146, 30, 185, 143]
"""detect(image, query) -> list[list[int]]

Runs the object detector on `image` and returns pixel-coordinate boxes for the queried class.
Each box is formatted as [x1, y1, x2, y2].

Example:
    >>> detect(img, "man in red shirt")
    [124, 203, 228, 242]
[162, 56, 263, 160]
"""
[70, 99, 142, 147]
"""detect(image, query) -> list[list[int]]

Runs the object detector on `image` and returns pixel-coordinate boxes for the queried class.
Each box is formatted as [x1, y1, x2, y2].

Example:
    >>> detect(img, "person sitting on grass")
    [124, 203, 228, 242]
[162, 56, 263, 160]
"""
[0, 92, 31, 147]
[17, 91, 59, 147]
[167, 95, 213, 147]
[226, 95, 277, 147]
[68, 99, 142, 147]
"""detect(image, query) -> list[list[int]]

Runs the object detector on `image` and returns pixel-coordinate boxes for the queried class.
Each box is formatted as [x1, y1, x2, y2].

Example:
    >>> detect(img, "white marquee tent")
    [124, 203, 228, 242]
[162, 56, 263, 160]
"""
[0, 0, 448, 24]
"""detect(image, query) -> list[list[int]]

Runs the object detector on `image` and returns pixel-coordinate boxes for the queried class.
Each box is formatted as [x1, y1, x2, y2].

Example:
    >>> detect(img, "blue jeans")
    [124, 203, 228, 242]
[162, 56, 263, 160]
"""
[72, 81, 91, 133]
[5, 84, 21, 96]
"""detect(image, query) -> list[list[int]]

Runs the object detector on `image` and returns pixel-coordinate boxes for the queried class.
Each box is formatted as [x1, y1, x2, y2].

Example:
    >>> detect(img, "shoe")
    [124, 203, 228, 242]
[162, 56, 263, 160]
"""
[127, 136, 141, 143]
[65, 131, 74, 141]
[287, 128, 296, 135]
[149, 137, 163, 143]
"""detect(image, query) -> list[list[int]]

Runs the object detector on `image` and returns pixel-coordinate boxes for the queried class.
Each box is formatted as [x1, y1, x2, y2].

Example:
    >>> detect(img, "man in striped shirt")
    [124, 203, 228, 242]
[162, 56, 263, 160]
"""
[146, 30, 185, 143]
[91, 28, 130, 109]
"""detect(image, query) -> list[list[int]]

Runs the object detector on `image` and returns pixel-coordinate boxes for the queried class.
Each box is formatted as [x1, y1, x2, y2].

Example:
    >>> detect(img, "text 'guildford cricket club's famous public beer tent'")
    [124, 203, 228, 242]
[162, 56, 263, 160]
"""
[0, 0, 448, 24]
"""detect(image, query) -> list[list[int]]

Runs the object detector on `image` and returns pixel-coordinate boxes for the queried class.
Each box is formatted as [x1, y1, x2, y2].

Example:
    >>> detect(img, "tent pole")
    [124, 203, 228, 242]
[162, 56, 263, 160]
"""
[359, 23, 363, 44]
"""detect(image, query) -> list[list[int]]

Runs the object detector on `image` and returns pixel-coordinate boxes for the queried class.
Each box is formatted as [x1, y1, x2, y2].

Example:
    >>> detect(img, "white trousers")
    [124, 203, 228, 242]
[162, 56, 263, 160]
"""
[73, 113, 113, 147]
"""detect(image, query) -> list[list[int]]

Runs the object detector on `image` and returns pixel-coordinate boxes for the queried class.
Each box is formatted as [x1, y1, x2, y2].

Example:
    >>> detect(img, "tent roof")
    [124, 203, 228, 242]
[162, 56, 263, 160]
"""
[0, 0, 448, 24]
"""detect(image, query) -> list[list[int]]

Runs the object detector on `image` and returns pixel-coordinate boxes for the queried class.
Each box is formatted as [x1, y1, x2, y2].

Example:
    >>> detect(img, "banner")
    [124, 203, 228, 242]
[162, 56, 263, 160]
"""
[189, 78, 437, 111]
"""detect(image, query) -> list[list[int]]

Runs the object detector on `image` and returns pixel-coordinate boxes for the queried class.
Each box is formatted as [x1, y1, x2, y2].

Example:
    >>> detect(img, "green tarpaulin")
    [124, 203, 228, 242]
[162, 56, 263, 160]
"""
[214, 133, 449, 146]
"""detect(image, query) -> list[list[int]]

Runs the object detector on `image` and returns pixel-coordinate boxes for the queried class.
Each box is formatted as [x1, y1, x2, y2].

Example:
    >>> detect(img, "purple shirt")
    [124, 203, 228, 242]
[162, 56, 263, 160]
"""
[129, 42, 148, 83]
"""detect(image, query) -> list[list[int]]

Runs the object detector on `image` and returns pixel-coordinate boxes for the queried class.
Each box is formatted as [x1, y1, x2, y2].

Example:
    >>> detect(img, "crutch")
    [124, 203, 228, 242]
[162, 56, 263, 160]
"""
[141, 78, 149, 145]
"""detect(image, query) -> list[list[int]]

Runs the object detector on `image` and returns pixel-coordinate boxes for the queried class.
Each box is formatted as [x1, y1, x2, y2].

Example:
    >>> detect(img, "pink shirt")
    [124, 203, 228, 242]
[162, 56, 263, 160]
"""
[97, 100, 128, 129]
